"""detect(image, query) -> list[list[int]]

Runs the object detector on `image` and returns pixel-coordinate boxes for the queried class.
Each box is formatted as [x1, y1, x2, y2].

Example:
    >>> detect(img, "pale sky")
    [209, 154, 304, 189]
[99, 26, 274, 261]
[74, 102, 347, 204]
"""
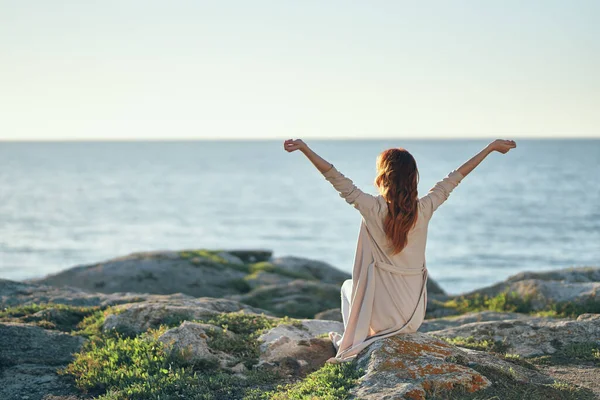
[1, 0, 599, 140]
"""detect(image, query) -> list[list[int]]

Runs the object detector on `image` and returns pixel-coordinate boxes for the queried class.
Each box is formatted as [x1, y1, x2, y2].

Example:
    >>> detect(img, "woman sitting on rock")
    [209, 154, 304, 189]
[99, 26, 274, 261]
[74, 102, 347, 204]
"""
[283, 138, 516, 362]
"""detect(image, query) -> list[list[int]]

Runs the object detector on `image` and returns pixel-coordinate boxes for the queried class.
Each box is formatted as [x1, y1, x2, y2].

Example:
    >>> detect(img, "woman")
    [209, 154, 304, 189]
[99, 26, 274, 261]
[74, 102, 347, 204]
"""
[283, 138, 516, 362]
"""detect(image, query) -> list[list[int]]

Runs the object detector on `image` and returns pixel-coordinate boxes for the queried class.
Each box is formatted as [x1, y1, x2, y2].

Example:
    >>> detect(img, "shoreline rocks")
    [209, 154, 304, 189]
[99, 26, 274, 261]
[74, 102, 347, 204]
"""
[2, 250, 600, 399]
[25, 250, 449, 320]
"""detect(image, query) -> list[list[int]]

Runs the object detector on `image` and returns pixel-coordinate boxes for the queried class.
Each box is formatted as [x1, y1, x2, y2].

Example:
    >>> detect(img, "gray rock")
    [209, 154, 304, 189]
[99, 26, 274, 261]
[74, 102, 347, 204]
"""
[428, 313, 600, 357]
[214, 252, 245, 265]
[257, 320, 343, 376]
[103, 297, 271, 335]
[0, 278, 167, 308]
[230, 280, 342, 319]
[314, 308, 343, 322]
[226, 250, 272, 264]
[426, 278, 446, 295]
[257, 319, 344, 352]
[419, 311, 532, 333]
[491, 266, 600, 285]
[244, 270, 297, 289]
[0, 323, 86, 400]
[29, 250, 256, 298]
[158, 321, 235, 369]
[271, 256, 351, 284]
[0, 323, 85, 366]
[0, 364, 82, 400]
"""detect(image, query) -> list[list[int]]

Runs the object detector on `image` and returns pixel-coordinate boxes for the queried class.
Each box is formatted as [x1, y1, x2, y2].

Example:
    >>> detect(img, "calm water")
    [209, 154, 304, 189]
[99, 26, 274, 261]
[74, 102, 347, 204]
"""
[1, 140, 598, 294]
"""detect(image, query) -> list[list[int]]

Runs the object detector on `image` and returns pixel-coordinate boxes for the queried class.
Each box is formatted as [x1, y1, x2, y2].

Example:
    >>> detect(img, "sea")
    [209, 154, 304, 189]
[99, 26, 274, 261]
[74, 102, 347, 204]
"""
[1, 139, 598, 295]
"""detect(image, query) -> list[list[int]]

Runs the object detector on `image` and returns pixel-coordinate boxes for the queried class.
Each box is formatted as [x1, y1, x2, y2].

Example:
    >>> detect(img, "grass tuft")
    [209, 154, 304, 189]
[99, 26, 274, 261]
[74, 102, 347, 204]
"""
[246, 362, 363, 400]
[440, 336, 509, 354]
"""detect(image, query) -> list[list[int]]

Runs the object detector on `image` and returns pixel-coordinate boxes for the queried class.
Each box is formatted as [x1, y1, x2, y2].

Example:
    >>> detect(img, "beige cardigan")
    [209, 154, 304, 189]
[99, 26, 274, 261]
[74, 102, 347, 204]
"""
[323, 165, 464, 360]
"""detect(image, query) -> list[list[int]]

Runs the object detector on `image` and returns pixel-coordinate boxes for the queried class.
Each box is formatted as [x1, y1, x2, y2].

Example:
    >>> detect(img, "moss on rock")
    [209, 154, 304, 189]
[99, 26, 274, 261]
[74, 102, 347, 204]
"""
[61, 310, 304, 399]
[431, 290, 600, 319]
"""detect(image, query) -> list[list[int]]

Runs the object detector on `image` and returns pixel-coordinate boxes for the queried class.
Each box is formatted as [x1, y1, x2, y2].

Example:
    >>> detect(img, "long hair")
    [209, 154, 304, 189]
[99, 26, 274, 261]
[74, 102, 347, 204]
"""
[374, 148, 419, 255]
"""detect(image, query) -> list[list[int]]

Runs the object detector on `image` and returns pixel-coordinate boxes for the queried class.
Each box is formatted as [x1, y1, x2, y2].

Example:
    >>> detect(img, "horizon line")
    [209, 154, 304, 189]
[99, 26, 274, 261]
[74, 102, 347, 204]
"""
[1, 136, 599, 143]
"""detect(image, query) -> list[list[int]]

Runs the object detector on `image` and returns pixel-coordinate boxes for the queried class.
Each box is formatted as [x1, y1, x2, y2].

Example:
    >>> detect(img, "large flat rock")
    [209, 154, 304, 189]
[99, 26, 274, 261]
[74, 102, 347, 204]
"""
[350, 333, 557, 399]
[0, 322, 85, 366]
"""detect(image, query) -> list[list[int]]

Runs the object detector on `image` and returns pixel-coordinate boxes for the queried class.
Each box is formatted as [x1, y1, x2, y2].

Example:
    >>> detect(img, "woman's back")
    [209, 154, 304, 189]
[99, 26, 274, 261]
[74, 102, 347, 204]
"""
[365, 169, 465, 272]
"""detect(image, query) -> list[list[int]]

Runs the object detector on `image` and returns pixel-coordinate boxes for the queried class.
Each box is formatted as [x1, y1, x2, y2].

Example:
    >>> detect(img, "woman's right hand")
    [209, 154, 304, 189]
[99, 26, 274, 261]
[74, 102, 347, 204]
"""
[487, 139, 517, 154]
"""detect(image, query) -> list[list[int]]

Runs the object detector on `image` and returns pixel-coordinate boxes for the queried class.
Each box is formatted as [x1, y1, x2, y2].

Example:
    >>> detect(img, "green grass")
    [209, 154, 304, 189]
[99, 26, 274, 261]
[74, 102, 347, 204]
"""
[200, 312, 305, 368]
[560, 342, 600, 362]
[179, 249, 229, 264]
[247, 262, 315, 281]
[246, 362, 363, 400]
[438, 291, 535, 315]
[0, 303, 102, 332]
[500, 353, 538, 371]
[61, 327, 187, 395]
[530, 342, 600, 366]
[432, 290, 600, 319]
[535, 299, 600, 318]
[440, 336, 509, 354]
[61, 310, 302, 400]
[228, 278, 253, 293]
[449, 365, 595, 400]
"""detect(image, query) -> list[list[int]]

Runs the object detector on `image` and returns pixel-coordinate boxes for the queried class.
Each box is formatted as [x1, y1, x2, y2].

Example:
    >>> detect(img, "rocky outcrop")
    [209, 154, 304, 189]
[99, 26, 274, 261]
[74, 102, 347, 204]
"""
[103, 297, 271, 335]
[0, 323, 86, 400]
[428, 313, 600, 357]
[29, 250, 256, 298]
[464, 266, 600, 311]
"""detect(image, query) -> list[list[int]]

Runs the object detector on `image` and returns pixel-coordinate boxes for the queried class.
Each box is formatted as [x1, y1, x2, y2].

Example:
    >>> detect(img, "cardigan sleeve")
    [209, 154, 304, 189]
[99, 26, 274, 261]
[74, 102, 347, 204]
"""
[420, 170, 464, 219]
[322, 165, 379, 215]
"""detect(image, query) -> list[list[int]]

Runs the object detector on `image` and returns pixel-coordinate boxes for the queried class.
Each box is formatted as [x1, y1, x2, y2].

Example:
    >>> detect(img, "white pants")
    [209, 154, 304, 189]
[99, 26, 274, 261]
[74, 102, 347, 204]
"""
[341, 279, 353, 329]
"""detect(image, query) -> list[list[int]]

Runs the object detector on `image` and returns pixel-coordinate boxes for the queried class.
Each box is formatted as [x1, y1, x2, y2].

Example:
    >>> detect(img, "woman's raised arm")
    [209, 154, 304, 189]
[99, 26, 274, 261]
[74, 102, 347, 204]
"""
[284, 139, 378, 215]
[421, 139, 516, 218]
[457, 139, 516, 178]
[284, 139, 332, 173]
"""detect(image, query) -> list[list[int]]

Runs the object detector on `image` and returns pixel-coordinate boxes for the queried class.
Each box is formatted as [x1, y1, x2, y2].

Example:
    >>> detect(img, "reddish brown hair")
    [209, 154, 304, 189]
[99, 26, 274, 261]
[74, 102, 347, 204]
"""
[374, 148, 419, 254]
